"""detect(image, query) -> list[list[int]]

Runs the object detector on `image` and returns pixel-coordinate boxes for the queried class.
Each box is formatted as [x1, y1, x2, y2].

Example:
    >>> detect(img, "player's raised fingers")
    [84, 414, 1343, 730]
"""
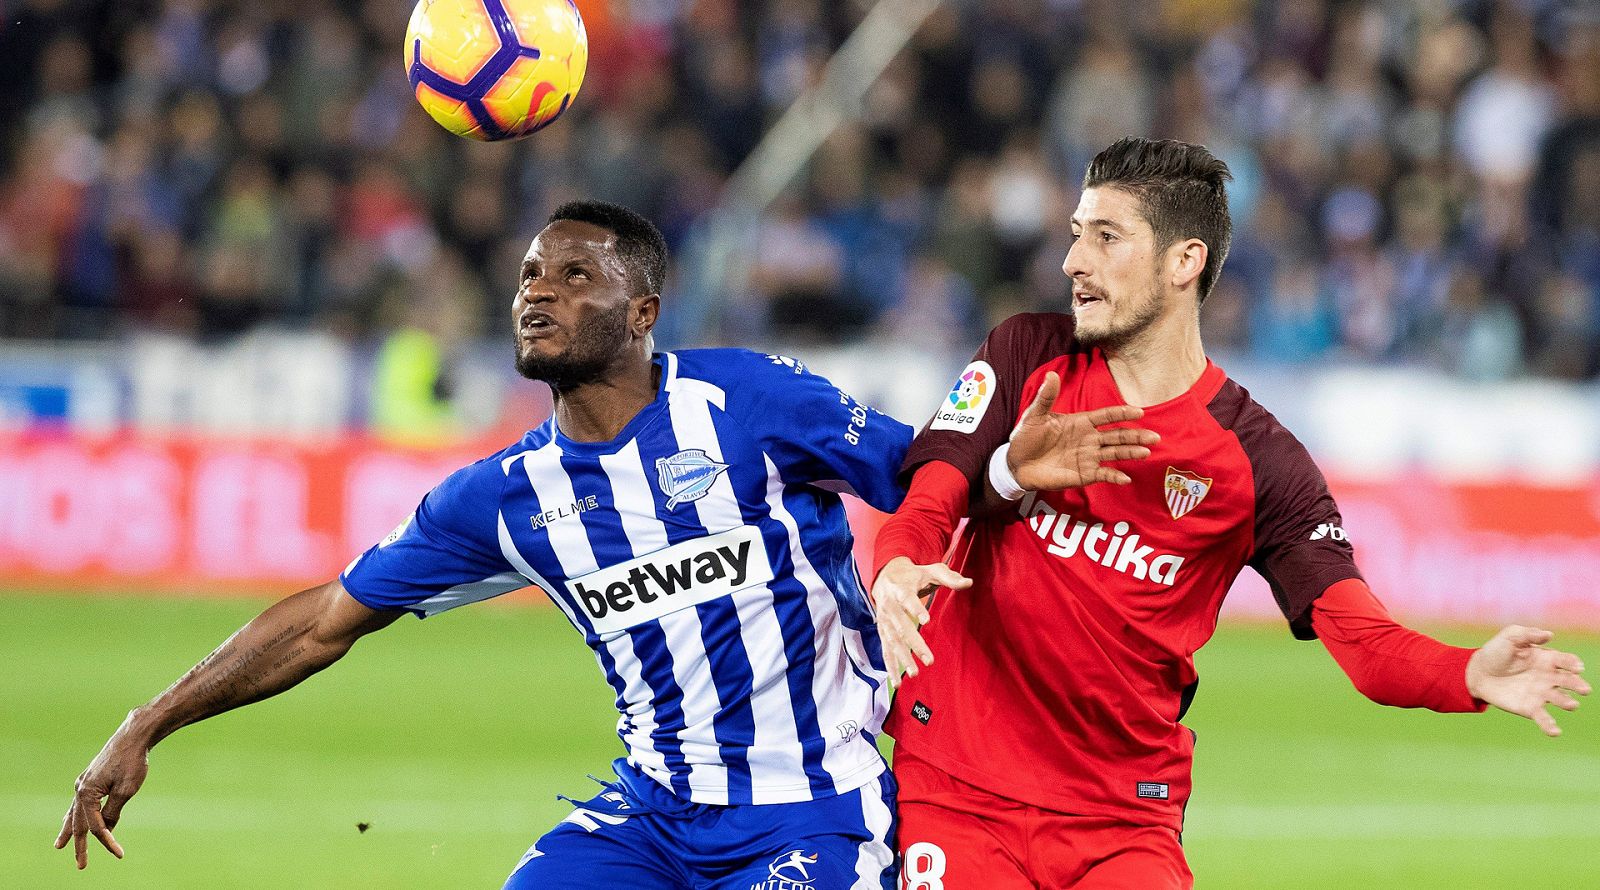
[74, 808, 87, 868]
[891, 636, 918, 680]
[1094, 425, 1159, 446]
[883, 612, 916, 656]
[924, 564, 971, 592]
[82, 798, 120, 859]
[1545, 661, 1591, 689]
[101, 792, 130, 832]
[1097, 444, 1152, 463]
[882, 645, 903, 684]
[1092, 467, 1134, 485]
[1560, 672, 1593, 696]
[1531, 707, 1561, 737]
[1082, 404, 1143, 427]
[885, 602, 928, 674]
[889, 576, 928, 611]
[1546, 650, 1586, 675]
[879, 598, 919, 649]
[90, 823, 123, 859]
[1547, 689, 1581, 711]
[907, 628, 935, 669]
[1504, 625, 1555, 648]
[902, 593, 931, 626]
[54, 808, 73, 849]
[1022, 372, 1062, 420]
[900, 601, 930, 635]
[876, 629, 905, 680]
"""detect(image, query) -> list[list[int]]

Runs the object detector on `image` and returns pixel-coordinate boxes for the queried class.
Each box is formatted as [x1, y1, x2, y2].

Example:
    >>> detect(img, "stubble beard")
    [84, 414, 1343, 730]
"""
[514, 300, 632, 391]
[1074, 279, 1165, 353]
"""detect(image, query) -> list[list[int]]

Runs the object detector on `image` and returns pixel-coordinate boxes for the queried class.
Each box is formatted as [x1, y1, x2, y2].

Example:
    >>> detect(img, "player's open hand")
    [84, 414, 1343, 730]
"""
[55, 719, 150, 869]
[871, 557, 971, 685]
[1465, 626, 1590, 737]
[1007, 372, 1159, 491]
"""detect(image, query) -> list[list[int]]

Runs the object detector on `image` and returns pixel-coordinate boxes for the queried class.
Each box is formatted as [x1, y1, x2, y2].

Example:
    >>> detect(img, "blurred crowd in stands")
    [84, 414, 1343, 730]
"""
[0, 0, 1597, 381]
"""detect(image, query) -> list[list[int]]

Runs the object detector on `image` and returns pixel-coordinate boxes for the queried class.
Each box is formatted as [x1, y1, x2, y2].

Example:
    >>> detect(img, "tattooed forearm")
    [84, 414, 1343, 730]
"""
[185, 622, 303, 713]
[267, 645, 309, 676]
[119, 581, 396, 750]
[140, 600, 352, 742]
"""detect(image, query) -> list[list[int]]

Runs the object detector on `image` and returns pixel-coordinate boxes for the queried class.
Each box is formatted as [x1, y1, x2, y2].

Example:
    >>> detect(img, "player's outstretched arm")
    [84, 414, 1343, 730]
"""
[981, 371, 1158, 512]
[1313, 581, 1589, 736]
[872, 556, 971, 683]
[55, 579, 402, 869]
[1466, 625, 1590, 737]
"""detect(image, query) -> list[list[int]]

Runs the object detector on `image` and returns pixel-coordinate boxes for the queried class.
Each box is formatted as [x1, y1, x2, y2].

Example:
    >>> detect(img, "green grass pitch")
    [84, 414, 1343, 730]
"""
[2, 591, 1596, 888]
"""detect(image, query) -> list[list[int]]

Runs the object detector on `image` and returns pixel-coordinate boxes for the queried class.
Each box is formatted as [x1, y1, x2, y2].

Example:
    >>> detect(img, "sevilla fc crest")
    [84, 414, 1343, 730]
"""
[1164, 467, 1213, 520]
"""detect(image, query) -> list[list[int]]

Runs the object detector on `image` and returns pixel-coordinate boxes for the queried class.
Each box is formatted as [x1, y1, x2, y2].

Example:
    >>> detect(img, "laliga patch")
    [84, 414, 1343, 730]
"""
[930, 360, 995, 432]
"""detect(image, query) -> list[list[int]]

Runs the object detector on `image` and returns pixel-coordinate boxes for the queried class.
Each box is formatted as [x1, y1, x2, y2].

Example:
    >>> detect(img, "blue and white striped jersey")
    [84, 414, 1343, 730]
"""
[341, 349, 912, 806]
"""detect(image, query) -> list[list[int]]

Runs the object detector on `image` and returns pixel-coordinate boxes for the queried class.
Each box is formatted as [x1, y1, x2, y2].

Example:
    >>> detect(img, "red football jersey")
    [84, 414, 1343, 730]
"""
[886, 313, 1362, 830]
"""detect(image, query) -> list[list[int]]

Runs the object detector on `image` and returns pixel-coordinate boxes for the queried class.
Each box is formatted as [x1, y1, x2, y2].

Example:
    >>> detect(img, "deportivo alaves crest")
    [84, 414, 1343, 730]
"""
[656, 449, 731, 509]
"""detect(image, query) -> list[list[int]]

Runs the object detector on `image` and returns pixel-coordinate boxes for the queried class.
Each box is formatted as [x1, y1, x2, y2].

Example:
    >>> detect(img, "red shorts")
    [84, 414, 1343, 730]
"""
[894, 748, 1192, 890]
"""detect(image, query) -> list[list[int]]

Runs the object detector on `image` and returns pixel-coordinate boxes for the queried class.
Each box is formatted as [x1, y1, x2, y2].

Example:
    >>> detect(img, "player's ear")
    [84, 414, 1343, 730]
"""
[1169, 238, 1207, 293]
[631, 293, 660, 338]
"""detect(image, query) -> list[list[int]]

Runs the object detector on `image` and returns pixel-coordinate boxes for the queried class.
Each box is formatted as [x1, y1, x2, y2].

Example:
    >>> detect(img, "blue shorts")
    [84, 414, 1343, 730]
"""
[503, 758, 897, 889]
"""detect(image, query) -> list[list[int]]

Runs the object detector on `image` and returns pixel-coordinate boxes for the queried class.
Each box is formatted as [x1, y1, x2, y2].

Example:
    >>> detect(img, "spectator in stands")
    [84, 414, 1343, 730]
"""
[0, 0, 1591, 380]
[369, 247, 480, 447]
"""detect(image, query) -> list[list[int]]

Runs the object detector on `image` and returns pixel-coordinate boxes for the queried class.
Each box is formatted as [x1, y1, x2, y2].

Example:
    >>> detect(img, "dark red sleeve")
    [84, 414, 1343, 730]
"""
[899, 313, 1077, 487]
[872, 461, 969, 587]
[1210, 380, 1363, 639]
[1312, 578, 1486, 713]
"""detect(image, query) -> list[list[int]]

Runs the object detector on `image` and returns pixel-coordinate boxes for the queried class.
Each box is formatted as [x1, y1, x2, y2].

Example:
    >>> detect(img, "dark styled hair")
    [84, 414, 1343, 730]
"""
[1083, 137, 1233, 303]
[547, 200, 668, 297]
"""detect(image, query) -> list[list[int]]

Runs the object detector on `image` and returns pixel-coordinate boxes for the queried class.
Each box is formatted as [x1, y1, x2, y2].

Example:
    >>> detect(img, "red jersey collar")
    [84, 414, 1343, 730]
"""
[1096, 354, 1226, 411]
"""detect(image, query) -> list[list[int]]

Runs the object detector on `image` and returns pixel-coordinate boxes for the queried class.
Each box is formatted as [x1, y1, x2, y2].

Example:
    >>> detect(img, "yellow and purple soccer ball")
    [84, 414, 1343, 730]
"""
[404, 0, 588, 141]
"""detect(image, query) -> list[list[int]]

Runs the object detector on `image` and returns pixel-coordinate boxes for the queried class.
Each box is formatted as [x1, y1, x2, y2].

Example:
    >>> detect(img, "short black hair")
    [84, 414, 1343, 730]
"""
[1083, 137, 1233, 303]
[547, 200, 668, 296]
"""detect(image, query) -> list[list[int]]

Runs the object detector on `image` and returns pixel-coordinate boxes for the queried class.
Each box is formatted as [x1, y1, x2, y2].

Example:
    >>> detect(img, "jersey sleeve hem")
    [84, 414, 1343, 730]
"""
[1285, 564, 1369, 639]
[339, 577, 427, 618]
[897, 442, 988, 489]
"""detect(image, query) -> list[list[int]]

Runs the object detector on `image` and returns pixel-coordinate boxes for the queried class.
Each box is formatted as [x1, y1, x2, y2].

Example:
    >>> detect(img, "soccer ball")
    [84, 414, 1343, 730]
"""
[404, 0, 588, 141]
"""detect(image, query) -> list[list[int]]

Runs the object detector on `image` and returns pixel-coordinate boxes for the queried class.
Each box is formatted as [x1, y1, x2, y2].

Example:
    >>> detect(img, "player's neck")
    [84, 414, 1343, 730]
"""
[1102, 310, 1207, 407]
[551, 357, 660, 443]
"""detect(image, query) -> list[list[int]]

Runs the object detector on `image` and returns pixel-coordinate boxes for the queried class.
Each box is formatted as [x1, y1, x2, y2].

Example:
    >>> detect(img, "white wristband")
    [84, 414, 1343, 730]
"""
[988, 442, 1027, 501]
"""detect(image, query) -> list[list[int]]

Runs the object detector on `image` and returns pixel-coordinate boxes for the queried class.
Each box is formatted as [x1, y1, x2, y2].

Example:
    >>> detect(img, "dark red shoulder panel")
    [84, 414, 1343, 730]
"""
[900, 312, 1078, 487]
[1208, 379, 1363, 639]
